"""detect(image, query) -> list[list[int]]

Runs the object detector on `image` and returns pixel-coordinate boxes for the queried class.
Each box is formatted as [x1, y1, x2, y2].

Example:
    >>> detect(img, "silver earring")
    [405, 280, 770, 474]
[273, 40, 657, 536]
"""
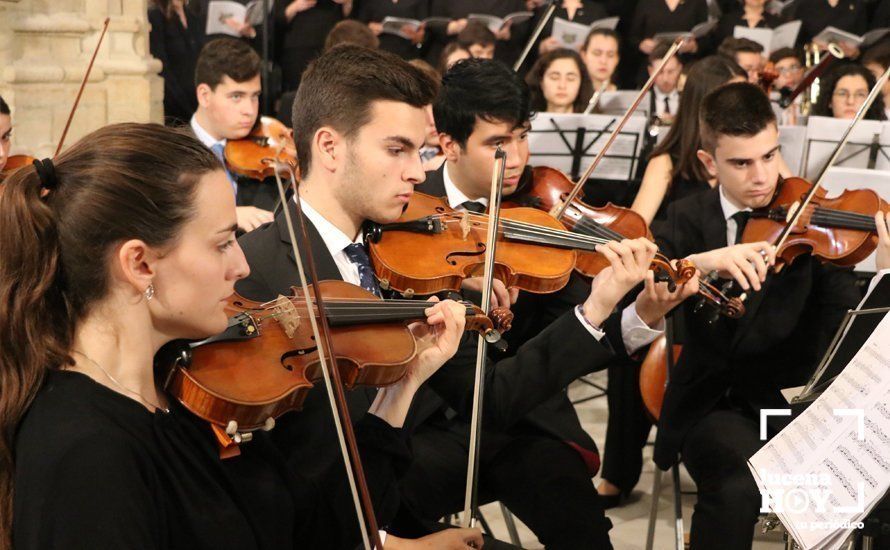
[144, 284, 155, 302]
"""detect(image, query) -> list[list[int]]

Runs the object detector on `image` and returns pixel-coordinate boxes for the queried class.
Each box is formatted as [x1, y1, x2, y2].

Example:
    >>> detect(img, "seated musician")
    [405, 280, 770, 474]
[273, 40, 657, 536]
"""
[398, 57, 699, 547]
[3, 123, 481, 549]
[525, 48, 594, 113]
[234, 46, 682, 549]
[812, 62, 888, 121]
[651, 82, 862, 549]
[580, 28, 620, 93]
[189, 37, 275, 232]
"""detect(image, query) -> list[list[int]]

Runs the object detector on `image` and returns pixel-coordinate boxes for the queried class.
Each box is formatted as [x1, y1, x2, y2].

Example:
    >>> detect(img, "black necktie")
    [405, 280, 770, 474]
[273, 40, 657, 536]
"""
[663, 95, 671, 115]
[460, 200, 487, 213]
[343, 243, 381, 296]
[732, 211, 750, 245]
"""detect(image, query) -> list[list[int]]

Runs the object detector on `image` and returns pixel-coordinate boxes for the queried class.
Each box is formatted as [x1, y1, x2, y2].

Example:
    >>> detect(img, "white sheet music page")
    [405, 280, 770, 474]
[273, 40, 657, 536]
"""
[748, 312, 890, 549]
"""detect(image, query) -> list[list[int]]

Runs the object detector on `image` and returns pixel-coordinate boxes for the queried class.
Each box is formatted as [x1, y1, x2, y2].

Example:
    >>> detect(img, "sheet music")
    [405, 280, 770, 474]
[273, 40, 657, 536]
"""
[803, 116, 887, 178]
[748, 313, 890, 549]
[779, 125, 807, 177]
[527, 113, 646, 180]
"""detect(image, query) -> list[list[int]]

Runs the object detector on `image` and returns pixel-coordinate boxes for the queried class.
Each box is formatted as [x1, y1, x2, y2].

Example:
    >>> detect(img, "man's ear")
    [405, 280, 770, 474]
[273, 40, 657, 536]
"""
[439, 133, 462, 163]
[196, 83, 213, 108]
[697, 148, 719, 179]
[313, 126, 341, 174]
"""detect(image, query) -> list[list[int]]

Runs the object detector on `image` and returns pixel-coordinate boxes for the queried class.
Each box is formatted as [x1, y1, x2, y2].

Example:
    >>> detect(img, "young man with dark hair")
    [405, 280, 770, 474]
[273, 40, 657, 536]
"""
[239, 47, 674, 549]
[456, 21, 497, 59]
[647, 40, 683, 123]
[191, 37, 274, 232]
[408, 57, 699, 548]
[651, 82, 860, 549]
[717, 36, 765, 84]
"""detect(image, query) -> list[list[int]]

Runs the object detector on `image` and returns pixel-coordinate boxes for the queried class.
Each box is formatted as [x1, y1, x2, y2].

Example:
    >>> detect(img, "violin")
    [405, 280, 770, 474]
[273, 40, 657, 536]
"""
[758, 61, 779, 93]
[0, 154, 36, 182]
[162, 280, 513, 450]
[224, 116, 298, 180]
[365, 191, 695, 297]
[742, 176, 890, 268]
[508, 166, 745, 316]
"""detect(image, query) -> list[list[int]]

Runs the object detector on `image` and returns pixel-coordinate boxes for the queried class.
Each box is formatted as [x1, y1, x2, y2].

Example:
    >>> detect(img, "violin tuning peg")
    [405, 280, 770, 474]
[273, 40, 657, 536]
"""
[262, 417, 276, 432]
[226, 420, 239, 436]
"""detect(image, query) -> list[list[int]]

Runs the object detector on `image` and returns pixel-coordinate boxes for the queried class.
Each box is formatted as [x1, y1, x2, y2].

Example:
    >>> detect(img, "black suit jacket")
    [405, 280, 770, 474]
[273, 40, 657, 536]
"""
[650, 186, 860, 469]
[417, 165, 627, 471]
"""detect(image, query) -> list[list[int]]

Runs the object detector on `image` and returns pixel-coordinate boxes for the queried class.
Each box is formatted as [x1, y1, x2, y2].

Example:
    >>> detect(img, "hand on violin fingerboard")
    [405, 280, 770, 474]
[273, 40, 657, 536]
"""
[876, 212, 890, 272]
[584, 238, 659, 327]
[634, 267, 701, 328]
[688, 242, 776, 292]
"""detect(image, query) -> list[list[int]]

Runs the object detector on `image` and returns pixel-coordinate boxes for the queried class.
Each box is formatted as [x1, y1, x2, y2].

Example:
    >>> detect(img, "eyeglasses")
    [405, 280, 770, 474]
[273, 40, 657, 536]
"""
[833, 89, 869, 101]
[775, 65, 802, 74]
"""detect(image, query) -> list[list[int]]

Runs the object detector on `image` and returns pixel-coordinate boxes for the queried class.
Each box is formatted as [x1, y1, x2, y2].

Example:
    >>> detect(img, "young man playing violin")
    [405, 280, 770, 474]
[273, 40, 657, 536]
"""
[190, 37, 275, 233]
[650, 82, 861, 549]
[397, 57, 700, 548]
[235, 46, 682, 549]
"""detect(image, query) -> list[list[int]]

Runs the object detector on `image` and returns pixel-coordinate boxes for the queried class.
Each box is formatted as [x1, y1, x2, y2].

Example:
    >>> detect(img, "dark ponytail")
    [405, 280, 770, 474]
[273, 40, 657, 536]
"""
[0, 123, 220, 549]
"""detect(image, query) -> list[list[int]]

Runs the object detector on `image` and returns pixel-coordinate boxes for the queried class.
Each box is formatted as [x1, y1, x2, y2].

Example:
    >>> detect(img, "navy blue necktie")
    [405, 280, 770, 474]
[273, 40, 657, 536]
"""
[210, 142, 238, 195]
[343, 243, 381, 297]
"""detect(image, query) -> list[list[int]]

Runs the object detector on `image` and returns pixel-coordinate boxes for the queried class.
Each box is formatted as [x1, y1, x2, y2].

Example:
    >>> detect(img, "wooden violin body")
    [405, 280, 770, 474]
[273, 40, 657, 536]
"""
[743, 176, 890, 267]
[225, 116, 298, 180]
[368, 192, 577, 296]
[639, 335, 682, 421]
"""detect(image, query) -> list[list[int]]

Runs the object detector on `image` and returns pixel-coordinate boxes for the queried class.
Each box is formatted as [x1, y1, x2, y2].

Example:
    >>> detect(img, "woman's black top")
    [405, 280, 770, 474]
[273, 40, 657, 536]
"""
[355, 0, 429, 60]
[711, 8, 783, 53]
[13, 369, 409, 549]
[789, 0, 868, 45]
[628, 0, 709, 46]
[148, 7, 205, 125]
[274, 0, 344, 90]
[652, 153, 712, 222]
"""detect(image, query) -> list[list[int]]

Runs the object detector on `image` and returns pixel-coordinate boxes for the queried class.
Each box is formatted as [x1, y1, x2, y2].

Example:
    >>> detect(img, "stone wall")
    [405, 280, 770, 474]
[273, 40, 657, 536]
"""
[0, 0, 163, 158]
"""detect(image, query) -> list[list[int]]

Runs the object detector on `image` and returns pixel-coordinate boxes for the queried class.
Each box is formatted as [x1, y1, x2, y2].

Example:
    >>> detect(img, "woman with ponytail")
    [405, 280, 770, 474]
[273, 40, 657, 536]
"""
[1, 123, 479, 550]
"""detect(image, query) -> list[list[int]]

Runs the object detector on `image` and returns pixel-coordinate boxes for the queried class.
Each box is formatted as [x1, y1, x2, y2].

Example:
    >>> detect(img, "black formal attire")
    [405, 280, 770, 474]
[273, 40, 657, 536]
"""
[710, 9, 783, 54]
[274, 0, 344, 91]
[148, 7, 205, 126]
[872, 0, 890, 30]
[235, 179, 621, 547]
[355, 0, 429, 59]
[13, 369, 408, 549]
[790, 0, 868, 45]
[628, 0, 708, 85]
[523, 1, 608, 71]
[650, 185, 860, 549]
[425, 0, 531, 69]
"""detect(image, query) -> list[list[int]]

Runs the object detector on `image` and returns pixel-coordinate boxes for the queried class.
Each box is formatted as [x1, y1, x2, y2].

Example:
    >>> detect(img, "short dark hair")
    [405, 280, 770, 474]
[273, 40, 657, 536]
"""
[525, 48, 592, 113]
[648, 40, 682, 65]
[457, 21, 496, 49]
[699, 82, 776, 153]
[652, 55, 746, 181]
[813, 62, 887, 120]
[194, 38, 261, 90]
[718, 37, 764, 58]
[324, 20, 379, 51]
[434, 58, 531, 147]
[581, 28, 620, 52]
[0, 96, 8, 116]
[769, 47, 803, 65]
[291, 45, 437, 177]
[438, 42, 470, 74]
[862, 42, 890, 70]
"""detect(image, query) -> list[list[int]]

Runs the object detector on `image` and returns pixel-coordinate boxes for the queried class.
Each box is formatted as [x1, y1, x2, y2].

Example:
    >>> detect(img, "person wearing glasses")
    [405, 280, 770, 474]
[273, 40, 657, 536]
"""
[812, 62, 887, 120]
[768, 48, 805, 125]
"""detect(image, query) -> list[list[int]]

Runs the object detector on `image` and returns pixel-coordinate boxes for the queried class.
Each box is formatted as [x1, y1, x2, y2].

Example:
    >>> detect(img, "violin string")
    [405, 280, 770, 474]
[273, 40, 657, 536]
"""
[438, 213, 614, 247]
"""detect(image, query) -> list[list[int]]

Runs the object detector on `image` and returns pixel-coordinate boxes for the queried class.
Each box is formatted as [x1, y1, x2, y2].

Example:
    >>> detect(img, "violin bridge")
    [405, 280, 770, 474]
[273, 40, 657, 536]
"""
[460, 213, 471, 240]
[273, 295, 301, 339]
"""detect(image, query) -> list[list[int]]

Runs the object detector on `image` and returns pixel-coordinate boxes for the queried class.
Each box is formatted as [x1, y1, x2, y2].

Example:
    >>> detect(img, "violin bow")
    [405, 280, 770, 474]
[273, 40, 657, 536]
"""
[55, 17, 111, 157]
[552, 36, 686, 221]
[583, 79, 610, 115]
[513, 0, 557, 72]
[271, 162, 382, 550]
[462, 146, 508, 528]
[774, 65, 890, 254]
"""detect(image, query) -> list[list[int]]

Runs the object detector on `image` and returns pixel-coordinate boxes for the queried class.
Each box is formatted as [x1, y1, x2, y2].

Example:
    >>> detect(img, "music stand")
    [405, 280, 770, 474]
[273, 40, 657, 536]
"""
[803, 116, 890, 178]
[597, 91, 652, 119]
[528, 113, 647, 182]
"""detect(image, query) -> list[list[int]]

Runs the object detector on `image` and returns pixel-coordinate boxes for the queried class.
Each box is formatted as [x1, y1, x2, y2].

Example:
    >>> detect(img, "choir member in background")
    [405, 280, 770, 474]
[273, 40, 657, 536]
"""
[812, 62, 887, 120]
[526, 48, 594, 113]
[148, 0, 206, 125]
[580, 28, 620, 92]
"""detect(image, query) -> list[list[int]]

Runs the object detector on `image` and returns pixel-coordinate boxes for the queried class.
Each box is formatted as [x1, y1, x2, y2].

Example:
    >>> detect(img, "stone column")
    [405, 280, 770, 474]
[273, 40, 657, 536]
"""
[0, 0, 163, 158]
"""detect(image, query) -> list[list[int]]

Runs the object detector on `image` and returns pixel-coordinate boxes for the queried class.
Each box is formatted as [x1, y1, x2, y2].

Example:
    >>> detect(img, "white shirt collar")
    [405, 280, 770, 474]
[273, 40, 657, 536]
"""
[718, 184, 750, 221]
[297, 197, 362, 260]
[443, 162, 488, 210]
[190, 114, 226, 150]
[653, 88, 678, 101]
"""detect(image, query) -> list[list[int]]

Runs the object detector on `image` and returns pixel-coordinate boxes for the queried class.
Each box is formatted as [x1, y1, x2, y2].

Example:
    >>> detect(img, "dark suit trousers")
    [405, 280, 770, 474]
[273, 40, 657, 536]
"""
[397, 424, 614, 550]
[681, 408, 764, 550]
[600, 358, 653, 493]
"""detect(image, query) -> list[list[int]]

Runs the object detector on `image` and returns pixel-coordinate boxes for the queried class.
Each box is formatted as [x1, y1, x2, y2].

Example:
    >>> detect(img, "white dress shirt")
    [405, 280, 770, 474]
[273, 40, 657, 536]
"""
[191, 115, 237, 194]
[654, 89, 679, 118]
[298, 198, 364, 286]
[719, 185, 752, 246]
[442, 163, 664, 353]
